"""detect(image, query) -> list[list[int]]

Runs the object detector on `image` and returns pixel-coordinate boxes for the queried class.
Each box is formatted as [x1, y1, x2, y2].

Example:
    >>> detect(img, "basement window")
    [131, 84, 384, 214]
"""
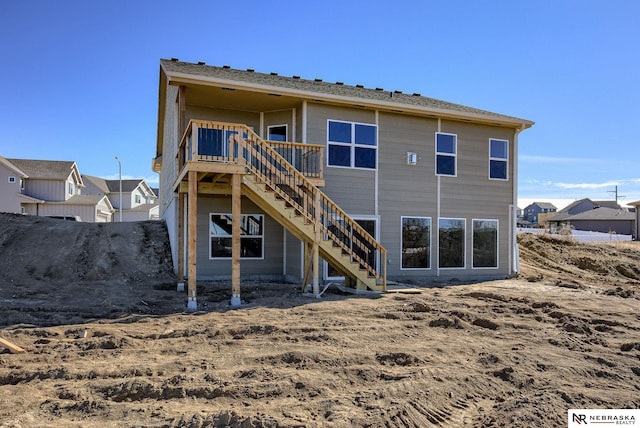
[438, 218, 465, 269]
[210, 213, 264, 259]
[472, 219, 498, 268]
[401, 217, 431, 269]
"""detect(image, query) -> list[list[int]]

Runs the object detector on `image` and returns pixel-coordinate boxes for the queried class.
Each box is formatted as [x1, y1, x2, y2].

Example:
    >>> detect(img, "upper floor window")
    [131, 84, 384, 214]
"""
[489, 139, 508, 180]
[68, 182, 74, 195]
[436, 133, 457, 176]
[135, 194, 141, 204]
[327, 120, 377, 169]
[8, 176, 16, 183]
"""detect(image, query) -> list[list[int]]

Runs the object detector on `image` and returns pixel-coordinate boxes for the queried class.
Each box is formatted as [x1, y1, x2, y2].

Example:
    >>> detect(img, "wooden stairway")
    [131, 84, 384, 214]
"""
[231, 125, 386, 291]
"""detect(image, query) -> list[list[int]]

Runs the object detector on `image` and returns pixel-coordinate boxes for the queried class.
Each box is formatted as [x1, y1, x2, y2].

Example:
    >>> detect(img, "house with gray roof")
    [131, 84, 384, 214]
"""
[82, 175, 158, 221]
[0, 157, 114, 222]
[546, 198, 635, 235]
[522, 202, 557, 225]
[155, 58, 534, 308]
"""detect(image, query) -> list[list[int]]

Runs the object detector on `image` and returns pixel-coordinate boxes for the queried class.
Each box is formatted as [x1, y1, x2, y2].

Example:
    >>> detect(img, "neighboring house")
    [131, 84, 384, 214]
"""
[0, 157, 114, 222]
[82, 175, 159, 221]
[548, 206, 635, 235]
[155, 58, 534, 307]
[630, 200, 640, 239]
[547, 198, 635, 235]
[523, 202, 557, 225]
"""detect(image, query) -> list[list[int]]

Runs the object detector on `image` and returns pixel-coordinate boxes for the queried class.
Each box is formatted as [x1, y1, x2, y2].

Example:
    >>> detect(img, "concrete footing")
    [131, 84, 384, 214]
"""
[230, 294, 242, 307]
[186, 296, 197, 311]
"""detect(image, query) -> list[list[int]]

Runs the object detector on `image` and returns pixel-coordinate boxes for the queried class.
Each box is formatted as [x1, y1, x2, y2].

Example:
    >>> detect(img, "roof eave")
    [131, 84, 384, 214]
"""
[164, 71, 534, 129]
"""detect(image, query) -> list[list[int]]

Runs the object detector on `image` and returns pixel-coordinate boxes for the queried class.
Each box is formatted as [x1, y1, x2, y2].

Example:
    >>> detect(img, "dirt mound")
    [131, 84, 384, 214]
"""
[518, 232, 640, 288]
[0, 213, 178, 326]
[1, 226, 639, 426]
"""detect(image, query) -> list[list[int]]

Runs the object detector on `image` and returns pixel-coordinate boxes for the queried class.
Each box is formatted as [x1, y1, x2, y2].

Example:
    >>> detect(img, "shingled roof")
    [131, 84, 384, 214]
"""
[7, 158, 77, 181]
[160, 58, 533, 126]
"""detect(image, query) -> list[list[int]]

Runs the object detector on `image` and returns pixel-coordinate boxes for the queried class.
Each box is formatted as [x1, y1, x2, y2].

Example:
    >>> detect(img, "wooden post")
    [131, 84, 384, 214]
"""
[177, 192, 185, 291]
[230, 173, 242, 306]
[187, 170, 198, 311]
[312, 190, 321, 297]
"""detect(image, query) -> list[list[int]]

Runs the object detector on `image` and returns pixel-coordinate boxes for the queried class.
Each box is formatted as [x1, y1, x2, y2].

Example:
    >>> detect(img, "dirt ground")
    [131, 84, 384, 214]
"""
[0, 213, 639, 427]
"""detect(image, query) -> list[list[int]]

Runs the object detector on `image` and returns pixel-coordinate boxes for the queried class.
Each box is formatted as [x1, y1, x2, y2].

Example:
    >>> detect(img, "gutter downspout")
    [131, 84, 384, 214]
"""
[511, 124, 526, 276]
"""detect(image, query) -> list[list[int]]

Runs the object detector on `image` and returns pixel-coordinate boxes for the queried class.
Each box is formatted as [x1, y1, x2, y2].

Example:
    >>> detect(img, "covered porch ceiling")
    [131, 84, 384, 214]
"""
[174, 82, 305, 112]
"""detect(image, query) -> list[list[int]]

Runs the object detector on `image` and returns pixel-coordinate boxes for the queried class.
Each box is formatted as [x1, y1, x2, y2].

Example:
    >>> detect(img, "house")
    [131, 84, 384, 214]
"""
[154, 58, 534, 308]
[546, 198, 634, 235]
[522, 202, 557, 225]
[82, 175, 159, 221]
[0, 157, 114, 222]
[549, 207, 635, 235]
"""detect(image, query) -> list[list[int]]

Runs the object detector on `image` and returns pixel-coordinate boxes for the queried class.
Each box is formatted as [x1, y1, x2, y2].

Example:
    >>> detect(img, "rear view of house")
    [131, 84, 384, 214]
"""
[154, 59, 533, 307]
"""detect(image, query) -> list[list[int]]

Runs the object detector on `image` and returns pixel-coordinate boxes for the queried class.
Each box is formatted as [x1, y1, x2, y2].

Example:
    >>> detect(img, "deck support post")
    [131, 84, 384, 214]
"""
[186, 170, 198, 311]
[177, 192, 185, 292]
[230, 173, 242, 307]
[312, 190, 321, 297]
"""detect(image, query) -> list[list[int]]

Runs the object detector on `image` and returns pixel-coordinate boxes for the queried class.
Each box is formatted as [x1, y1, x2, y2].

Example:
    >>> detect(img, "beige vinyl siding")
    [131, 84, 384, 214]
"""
[377, 112, 438, 276]
[376, 114, 516, 279]
[186, 106, 260, 130]
[438, 120, 514, 275]
[0, 164, 22, 213]
[23, 179, 66, 202]
[306, 103, 376, 213]
[284, 230, 303, 281]
[159, 85, 179, 220]
[195, 195, 285, 280]
[37, 204, 91, 222]
[264, 109, 293, 140]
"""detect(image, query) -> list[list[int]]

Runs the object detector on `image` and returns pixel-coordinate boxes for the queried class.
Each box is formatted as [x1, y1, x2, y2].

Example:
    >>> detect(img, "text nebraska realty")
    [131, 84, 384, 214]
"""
[572, 413, 636, 425]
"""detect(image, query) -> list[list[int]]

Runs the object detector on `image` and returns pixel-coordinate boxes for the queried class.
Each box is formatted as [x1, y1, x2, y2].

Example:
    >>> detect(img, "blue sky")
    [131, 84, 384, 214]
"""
[1, 1, 639, 209]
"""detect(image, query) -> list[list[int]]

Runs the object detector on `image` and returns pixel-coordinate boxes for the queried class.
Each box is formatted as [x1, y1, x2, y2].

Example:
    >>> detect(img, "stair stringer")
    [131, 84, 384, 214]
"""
[241, 176, 380, 291]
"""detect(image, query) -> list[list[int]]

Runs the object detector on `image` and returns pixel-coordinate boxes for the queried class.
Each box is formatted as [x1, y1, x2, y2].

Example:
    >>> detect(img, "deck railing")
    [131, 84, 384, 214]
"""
[176, 120, 386, 286]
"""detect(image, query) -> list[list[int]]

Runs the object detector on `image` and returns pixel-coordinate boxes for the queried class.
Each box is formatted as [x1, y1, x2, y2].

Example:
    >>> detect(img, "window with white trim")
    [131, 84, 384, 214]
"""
[401, 217, 431, 269]
[267, 124, 287, 142]
[489, 139, 508, 180]
[210, 213, 264, 259]
[435, 132, 457, 176]
[438, 218, 465, 268]
[472, 219, 498, 268]
[8, 176, 16, 183]
[327, 120, 377, 169]
[135, 194, 141, 204]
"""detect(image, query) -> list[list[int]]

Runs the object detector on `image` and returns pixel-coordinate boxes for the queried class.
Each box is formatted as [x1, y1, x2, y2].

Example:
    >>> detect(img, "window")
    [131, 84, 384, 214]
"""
[197, 129, 246, 157]
[327, 120, 377, 169]
[473, 219, 498, 268]
[267, 124, 287, 142]
[210, 214, 264, 259]
[436, 133, 457, 176]
[438, 218, 465, 268]
[489, 139, 508, 180]
[135, 194, 141, 204]
[68, 182, 74, 195]
[8, 176, 16, 183]
[401, 217, 431, 269]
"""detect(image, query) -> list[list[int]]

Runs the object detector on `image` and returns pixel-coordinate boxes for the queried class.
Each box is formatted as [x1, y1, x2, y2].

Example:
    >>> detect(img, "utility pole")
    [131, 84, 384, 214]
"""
[607, 185, 626, 205]
[115, 156, 122, 222]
